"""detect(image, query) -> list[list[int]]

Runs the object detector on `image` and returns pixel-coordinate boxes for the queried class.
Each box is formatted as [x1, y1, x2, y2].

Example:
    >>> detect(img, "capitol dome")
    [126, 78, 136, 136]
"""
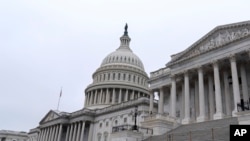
[84, 24, 149, 109]
[100, 43, 145, 71]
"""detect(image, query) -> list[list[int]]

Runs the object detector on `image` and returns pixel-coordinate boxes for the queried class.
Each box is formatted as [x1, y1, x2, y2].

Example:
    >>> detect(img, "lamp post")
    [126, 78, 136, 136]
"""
[133, 106, 138, 131]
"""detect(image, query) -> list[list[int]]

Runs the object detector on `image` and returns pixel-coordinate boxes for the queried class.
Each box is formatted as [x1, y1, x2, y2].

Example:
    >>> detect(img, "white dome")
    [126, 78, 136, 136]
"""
[101, 48, 145, 70]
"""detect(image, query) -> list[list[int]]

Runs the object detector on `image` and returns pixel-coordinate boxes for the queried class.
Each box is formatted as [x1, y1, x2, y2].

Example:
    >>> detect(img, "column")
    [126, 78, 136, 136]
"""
[88, 123, 94, 141]
[182, 71, 191, 124]
[68, 124, 73, 141]
[181, 83, 185, 120]
[118, 89, 122, 103]
[125, 89, 128, 101]
[149, 90, 154, 113]
[47, 127, 52, 141]
[131, 90, 135, 100]
[194, 80, 199, 120]
[197, 66, 206, 122]
[230, 55, 241, 115]
[57, 124, 63, 141]
[51, 126, 56, 141]
[223, 70, 232, 116]
[55, 125, 60, 141]
[99, 89, 103, 104]
[158, 87, 164, 114]
[213, 60, 224, 119]
[105, 88, 109, 104]
[42, 129, 47, 141]
[42, 128, 47, 141]
[112, 88, 116, 104]
[37, 129, 42, 141]
[76, 122, 81, 141]
[80, 122, 85, 141]
[72, 123, 77, 141]
[84, 93, 88, 107]
[208, 75, 215, 120]
[90, 91, 94, 105]
[37, 130, 42, 141]
[171, 75, 176, 117]
[50, 126, 56, 141]
[240, 63, 249, 101]
[94, 90, 98, 105]
[65, 125, 70, 141]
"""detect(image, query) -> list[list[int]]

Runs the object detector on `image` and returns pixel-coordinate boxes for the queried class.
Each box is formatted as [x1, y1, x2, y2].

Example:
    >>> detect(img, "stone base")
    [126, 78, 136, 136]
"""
[232, 109, 239, 117]
[141, 114, 176, 135]
[197, 115, 208, 122]
[213, 112, 225, 120]
[236, 111, 250, 124]
[110, 130, 143, 141]
[182, 118, 191, 124]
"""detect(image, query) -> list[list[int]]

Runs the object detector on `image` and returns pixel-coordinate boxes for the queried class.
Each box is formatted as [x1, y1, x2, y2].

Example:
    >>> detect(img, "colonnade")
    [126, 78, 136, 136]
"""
[149, 54, 250, 124]
[85, 88, 149, 106]
[37, 121, 93, 141]
[37, 124, 62, 141]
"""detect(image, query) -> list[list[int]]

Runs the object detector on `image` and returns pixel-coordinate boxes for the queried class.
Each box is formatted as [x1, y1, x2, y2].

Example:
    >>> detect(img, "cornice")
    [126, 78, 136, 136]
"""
[166, 21, 250, 67]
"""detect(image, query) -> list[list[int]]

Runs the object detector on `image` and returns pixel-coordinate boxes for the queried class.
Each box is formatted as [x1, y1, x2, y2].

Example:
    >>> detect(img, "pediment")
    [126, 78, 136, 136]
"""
[39, 110, 61, 124]
[167, 21, 250, 66]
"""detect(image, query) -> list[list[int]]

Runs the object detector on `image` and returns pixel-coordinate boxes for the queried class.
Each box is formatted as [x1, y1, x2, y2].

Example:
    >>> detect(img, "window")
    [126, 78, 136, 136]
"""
[123, 74, 126, 80]
[106, 121, 109, 127]
[124, 117, 127, 123]
[115, 120, 118, 125]
[99, 123, 102, 128]
[97, 133, 102, 141]
[118, 73, 120, 80]
[104, 132, 108, 141]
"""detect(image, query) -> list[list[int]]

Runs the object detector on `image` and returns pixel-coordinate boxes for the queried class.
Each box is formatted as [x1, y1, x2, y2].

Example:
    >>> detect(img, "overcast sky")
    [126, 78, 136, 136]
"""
[0, 0, 249, 132]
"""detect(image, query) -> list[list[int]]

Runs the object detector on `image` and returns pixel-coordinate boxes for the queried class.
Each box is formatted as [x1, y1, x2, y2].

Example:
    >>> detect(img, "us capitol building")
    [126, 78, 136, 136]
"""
[26, 21, 250, 141]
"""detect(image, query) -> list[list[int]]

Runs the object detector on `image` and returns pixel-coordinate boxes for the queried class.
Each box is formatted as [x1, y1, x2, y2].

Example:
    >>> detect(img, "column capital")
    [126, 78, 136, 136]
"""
[170, 74, 176, 79]
[229, 54, 236, 62]
[195, 65, 203, 71]
[183, 70, 189, 75]
[211, 60, 219, 66]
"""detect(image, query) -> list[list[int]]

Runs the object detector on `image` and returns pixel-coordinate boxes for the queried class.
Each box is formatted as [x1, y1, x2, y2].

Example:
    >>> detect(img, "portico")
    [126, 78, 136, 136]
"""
[149, 22, 250, 125]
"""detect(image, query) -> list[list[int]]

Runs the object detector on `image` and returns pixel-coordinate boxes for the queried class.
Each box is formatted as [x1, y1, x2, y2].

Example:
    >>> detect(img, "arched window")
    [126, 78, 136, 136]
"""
[97, 133, 102, 141]
[104, 132, 108, 141]
[123, 73, 126, 80]
[128, 74, 131, 81]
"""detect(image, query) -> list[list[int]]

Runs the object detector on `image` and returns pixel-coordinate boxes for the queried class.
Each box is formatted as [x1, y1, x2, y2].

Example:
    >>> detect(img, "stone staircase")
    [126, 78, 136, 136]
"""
[143, 117, 238, 141]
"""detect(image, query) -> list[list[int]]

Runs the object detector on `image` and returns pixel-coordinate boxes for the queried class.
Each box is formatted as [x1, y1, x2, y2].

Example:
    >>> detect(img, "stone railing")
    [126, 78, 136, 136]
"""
[112, 124, 153, 135]
[144, 113, 177, 122]
[150, 68, 170, 78]
[95, 97, 149, 115]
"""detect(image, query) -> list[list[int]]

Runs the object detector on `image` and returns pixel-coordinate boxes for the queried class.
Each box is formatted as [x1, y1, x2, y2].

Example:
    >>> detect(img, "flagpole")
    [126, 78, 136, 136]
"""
[57, 87, 62, 111]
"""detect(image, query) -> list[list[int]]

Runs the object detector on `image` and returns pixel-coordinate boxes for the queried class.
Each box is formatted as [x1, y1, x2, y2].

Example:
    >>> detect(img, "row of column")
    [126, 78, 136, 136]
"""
[37, 124, 62, 141]
[85, 88, 148, 106]
[149, 54, 249, 124]
[65, 121, 85, 141]
[94, 72, 147, 87]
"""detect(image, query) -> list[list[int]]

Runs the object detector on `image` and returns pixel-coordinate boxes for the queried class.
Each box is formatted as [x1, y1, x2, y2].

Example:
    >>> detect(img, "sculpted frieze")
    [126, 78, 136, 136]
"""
[183, 27, 250, 61]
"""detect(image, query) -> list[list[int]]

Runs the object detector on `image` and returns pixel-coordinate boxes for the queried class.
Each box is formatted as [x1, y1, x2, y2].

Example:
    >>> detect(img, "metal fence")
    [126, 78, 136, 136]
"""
[164, 126, 230, 141]
[112, 124, 153, 135]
